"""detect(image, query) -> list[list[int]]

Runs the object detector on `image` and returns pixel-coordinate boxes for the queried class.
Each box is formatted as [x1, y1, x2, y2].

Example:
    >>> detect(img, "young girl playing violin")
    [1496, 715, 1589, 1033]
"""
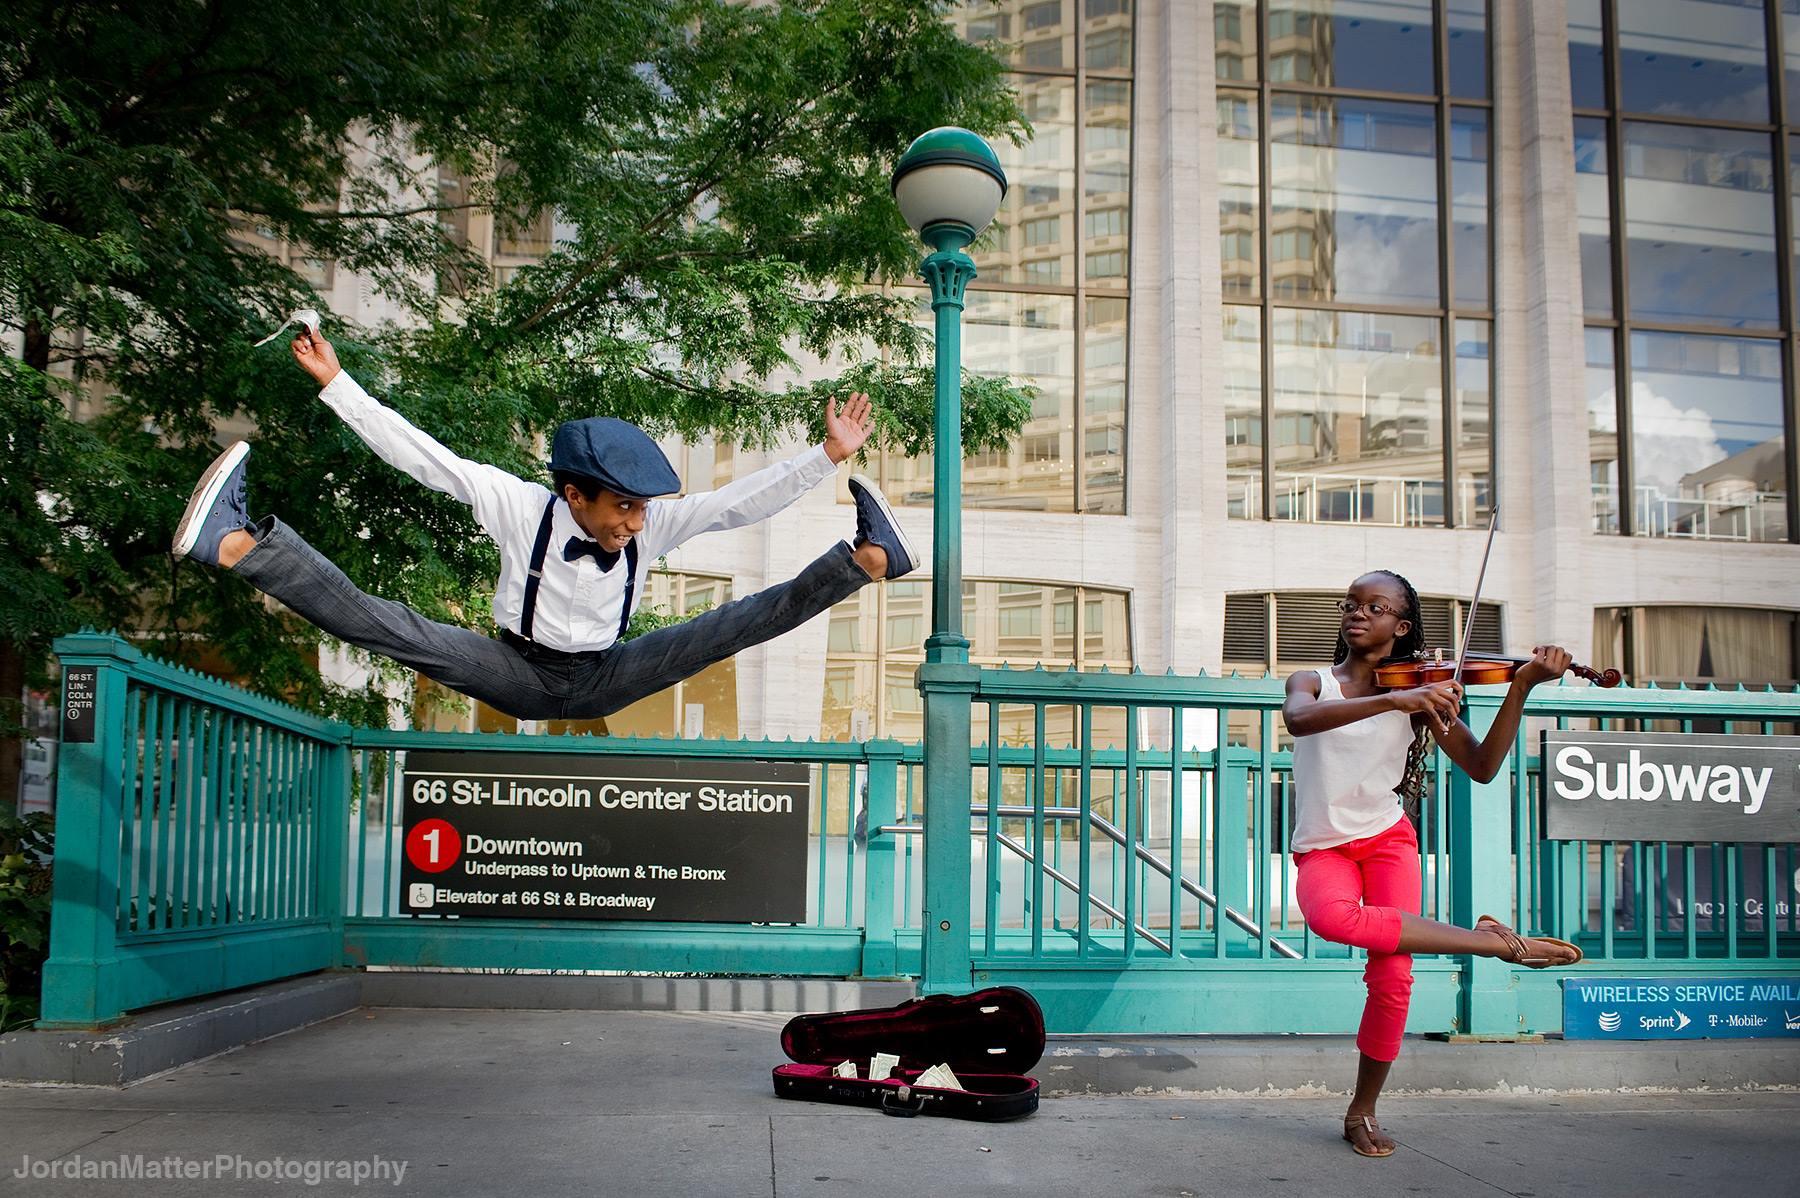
[1282, 570, 1584, 1160]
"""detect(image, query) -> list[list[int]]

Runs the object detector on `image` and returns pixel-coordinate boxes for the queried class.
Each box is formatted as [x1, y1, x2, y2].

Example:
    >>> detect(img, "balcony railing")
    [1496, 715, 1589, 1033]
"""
[1591, 483, 1789, 543]
[1229, 470, 1486, 527]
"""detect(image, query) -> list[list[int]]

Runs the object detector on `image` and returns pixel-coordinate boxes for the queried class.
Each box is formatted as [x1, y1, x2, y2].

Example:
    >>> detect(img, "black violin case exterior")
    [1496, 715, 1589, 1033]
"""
[771, 986, 1044, 1121]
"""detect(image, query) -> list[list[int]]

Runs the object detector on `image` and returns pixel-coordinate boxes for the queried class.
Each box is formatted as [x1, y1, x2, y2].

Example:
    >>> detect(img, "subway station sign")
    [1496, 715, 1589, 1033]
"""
[398, 749, 810, 923]
[1541, 731, 1800, 844]
[1564, 976, 1800, 1040]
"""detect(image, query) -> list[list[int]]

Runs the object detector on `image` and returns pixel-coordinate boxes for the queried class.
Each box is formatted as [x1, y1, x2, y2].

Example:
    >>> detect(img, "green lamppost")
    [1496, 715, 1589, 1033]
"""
[890, 127, 1006, 993]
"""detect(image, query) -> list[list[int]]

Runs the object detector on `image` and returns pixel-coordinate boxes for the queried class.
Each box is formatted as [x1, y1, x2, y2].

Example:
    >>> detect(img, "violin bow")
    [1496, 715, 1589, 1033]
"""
[1454, 504, 1501, 686]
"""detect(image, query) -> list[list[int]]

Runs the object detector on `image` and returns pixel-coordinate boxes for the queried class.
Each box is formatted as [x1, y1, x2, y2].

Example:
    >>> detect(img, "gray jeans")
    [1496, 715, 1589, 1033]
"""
[233, 517, 870, 721]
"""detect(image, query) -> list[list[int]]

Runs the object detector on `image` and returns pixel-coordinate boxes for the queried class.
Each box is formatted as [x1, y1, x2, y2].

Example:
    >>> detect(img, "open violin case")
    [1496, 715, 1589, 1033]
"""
[772, 986, 1044, 1120]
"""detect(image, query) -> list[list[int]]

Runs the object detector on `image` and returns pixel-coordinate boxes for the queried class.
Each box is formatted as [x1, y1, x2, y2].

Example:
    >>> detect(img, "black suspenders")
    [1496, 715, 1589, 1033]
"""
[618, 538, 640, 641]
[519, 498, 558, 642]
[517, 496, 642, 646]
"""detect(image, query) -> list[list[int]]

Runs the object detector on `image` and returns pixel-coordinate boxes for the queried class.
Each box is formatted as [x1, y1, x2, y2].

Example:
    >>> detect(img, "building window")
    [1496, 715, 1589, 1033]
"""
[1220, 2, 1494, 528]
[229, 217, 336, 294]
[823, 578, 1132, 743]
[1224, 589, 1502, 676]
[1023, 1, 1061, 32]
[1572, 1, 1796, 544]
[901, 5, 1136, 516]
[1085, 250, 1125, 278]
[1085, 207, 1126, 238]
[1594, 606, 1799, 688]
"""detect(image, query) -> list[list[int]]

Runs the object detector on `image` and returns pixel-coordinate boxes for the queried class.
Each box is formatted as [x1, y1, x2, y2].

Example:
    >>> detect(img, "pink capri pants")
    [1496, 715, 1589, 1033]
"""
[1293, 816, 1420, 1062]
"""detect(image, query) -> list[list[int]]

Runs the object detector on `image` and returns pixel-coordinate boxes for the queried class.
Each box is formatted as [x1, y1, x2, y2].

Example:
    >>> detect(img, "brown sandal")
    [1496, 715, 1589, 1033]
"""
[1476, 914, 1584, 968]
[1343, 1113, 1395, 1158]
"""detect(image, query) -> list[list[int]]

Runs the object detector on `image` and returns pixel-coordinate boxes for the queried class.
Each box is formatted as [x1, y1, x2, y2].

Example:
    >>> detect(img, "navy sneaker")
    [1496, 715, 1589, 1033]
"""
[171, 441, 252, 565]
[848, 474, 918, 580]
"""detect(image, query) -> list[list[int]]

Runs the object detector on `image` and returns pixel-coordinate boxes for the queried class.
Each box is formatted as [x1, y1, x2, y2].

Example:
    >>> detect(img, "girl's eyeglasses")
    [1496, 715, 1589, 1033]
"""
[1336, 599, 1399, 618]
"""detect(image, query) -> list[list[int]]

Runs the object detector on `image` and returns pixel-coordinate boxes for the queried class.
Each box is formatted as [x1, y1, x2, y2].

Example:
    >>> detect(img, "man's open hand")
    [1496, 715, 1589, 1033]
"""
[823, 392, 874, 464]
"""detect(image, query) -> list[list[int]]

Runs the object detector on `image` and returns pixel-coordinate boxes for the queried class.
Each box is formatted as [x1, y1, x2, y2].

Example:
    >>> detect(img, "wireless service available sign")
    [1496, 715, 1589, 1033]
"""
[1542, 731, 1800, 843]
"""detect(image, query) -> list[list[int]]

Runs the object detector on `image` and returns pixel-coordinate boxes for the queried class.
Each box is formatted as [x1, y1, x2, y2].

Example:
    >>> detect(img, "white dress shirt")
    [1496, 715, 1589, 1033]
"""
[318, 371, 838, 652]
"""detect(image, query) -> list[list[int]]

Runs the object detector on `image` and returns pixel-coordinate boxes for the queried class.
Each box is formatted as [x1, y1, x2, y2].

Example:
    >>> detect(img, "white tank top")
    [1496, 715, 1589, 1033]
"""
[1289, 665, 1414, 853]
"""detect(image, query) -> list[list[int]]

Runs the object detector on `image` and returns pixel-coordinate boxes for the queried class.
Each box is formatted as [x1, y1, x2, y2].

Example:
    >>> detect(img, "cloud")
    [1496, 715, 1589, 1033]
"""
[1587, 380, 1727, 494]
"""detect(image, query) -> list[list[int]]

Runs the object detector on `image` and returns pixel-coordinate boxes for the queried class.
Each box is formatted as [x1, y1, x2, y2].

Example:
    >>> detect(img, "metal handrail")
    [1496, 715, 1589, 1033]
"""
[879, 821, 1170, 953]
[878, 802, 1304, 960]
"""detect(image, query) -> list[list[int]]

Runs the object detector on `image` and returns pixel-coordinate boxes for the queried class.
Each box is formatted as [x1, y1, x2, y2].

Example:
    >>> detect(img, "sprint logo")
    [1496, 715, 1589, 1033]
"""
[1597, 1010, 1622, 1032]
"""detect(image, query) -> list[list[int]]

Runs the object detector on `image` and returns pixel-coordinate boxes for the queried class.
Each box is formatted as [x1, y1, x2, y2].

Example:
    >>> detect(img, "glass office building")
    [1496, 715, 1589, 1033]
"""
[382, 2, 1799, 739]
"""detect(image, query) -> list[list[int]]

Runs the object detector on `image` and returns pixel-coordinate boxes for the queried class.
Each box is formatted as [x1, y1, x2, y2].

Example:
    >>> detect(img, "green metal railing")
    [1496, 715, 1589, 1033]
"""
[945, 666, 1800, 1033]
[41, 633, 347, 1028]
[41, 633, 1800, 1033]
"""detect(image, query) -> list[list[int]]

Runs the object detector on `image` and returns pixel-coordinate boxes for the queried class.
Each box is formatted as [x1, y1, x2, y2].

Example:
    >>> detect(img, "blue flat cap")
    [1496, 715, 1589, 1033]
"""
[549, 417, 680, 499]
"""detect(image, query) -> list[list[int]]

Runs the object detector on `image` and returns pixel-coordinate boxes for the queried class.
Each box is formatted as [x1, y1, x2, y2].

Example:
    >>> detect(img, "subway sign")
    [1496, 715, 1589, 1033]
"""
[397, 749, 810, 922]
[1541, 731, 1800, 843]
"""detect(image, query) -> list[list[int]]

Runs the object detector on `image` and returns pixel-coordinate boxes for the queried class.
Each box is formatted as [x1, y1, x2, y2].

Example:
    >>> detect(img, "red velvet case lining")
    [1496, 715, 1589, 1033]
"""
[778, 986, 1045, 1077]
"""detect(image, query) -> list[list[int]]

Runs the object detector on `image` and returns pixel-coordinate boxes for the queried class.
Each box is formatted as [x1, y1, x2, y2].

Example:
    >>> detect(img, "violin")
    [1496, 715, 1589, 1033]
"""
[1375, 505, 1623, 695]
[1374, 648, 1622, 690]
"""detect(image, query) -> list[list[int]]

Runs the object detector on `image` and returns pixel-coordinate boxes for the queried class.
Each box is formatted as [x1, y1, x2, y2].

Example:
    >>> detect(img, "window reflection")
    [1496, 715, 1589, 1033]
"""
[1618, 0, 1769, 123]
[1454, 320, 1492, 526]
[1216, 0, 1259, 82]
[1267, 0, 1436, 95]
[1085, 78, 1132, 287]
[1084, 296, 1128, 513]
[1451, 107, 1490, 309]
[1218, 91, 1260, 300]
[1084, 0, 1132, 71]
[1573, 117, 1614, 318]
[1788, 2, 1800, 122]
[1224, 307, 1265, 520]
[822, 580, 1132, 742]
[1585, 328, 1621, 534]
[887, 290, 1077, 513]
[922, 7, 1134, 515]
[1791, 133, 1800, 320]
[1270, 96, 1440, 308]
[1228, 2, 1492, 528]
[1628, 330, 1788, 542]
[1447, 0, 1489, 99]
[973, 76, 1076, 287]
[1623, 122, 1777, 329]
[1567, 0, 1607, 110]
[1270, 309, 1445, 526]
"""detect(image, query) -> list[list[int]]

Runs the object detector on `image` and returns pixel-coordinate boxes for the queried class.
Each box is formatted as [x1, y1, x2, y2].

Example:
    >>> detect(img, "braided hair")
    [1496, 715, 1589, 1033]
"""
[1333, 571, 1434, 822]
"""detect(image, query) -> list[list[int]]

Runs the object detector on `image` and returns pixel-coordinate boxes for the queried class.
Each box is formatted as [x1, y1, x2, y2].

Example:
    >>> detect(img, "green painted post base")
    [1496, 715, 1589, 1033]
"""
[859, 741, 905, 977]
[918, 662, 979, 995]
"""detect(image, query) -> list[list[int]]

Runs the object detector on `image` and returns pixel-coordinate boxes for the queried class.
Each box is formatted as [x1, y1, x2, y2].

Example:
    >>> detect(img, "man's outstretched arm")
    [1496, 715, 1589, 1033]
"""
[637, 393, 875, 558]
[290, 331, 542, 539]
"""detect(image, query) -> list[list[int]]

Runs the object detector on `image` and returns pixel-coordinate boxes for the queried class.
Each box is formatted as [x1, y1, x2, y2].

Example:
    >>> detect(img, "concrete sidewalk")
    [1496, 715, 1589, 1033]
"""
[1, 1007, 1796, 1197]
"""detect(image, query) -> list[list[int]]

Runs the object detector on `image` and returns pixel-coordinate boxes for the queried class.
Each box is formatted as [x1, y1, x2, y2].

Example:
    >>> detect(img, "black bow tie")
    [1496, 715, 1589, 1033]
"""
[563, 536, 621, 570]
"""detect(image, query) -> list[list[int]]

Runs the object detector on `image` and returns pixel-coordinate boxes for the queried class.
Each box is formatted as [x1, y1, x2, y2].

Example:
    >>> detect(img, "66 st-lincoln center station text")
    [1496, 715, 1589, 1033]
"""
[400, 753, 811, 924]
[412, 778, 790, 908]
[412, 776, 796, 813]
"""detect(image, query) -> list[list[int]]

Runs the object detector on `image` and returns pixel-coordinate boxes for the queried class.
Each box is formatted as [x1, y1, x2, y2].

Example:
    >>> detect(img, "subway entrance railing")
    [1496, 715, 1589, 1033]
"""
[41, 632, 1800, 1033]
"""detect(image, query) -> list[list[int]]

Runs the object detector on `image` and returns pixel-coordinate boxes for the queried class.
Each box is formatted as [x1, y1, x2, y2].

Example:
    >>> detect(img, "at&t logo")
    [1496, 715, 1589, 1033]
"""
[1596, 1010, 1622, 1032]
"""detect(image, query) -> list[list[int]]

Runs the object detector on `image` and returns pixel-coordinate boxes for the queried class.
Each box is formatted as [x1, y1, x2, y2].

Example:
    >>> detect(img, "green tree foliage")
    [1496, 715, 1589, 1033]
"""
[0, 1, 1030, 769]
[0, 806, 51, 1031]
